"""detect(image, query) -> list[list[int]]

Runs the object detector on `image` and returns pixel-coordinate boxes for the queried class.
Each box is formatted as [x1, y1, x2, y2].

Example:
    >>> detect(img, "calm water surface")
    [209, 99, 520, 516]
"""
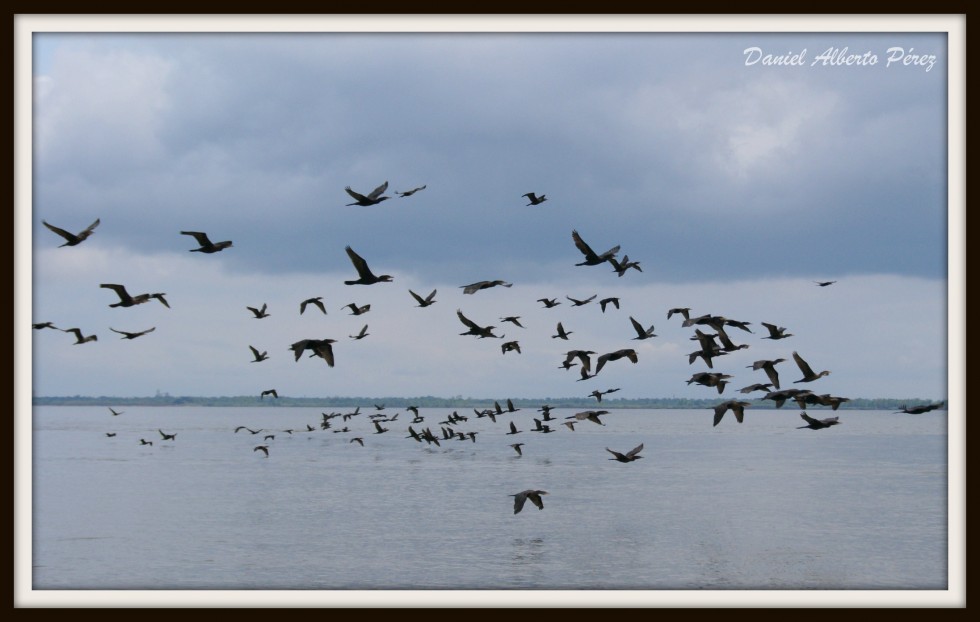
[29, 406, 948, 600]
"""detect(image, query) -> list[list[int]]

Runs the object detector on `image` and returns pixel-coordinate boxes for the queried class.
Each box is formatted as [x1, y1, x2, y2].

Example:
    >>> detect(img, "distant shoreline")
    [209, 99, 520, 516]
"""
[31, 395, 945, 411]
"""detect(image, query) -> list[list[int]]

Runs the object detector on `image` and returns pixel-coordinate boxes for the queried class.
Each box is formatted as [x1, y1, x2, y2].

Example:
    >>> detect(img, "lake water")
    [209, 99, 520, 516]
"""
[25, 405, 951, 606]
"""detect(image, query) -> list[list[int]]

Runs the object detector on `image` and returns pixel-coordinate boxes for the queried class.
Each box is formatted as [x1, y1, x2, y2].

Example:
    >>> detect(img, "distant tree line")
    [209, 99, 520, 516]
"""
[31, 395, 945, 411]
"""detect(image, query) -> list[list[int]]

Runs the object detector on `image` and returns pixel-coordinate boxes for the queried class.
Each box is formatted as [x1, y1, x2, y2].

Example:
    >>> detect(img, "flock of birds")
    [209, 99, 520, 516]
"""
[36, 185, 945, 515]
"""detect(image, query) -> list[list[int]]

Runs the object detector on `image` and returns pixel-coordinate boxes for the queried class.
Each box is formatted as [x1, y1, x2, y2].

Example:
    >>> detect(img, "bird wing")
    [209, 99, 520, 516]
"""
[792, 351, 815, 377]
[367, 181, 389, 200]
[627, 443, 644, 458]
[527, 492, 545, 510]
[571, 230, 600, 261]
[344, 186, 370, 202]
[409, 290, 424, 304]
[461, 281, 486, 294]
[79, 218, 101, 237]
[313, 341, 335, 367]
[42, 220, 77, 242]
[629, 316, 646, 338]
[100, 283, 131, 300]
[513, 492, 528, 514]
[606, 447, 626, 460]
[345, 246, 376, 279]
[180, 231, 212, 246]
[456, 309, 481, 331]
[763, 363, 781, 390]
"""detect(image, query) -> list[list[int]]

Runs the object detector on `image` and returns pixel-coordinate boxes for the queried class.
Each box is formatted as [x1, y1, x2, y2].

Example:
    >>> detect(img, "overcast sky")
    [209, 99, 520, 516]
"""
[22, 19, 956, 402]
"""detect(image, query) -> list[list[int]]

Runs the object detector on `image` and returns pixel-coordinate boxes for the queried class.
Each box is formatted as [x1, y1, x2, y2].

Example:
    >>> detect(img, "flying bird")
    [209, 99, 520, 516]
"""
[522, 192, 547, 205]
[629, 316, 657, 340]
[688, 372, 733, 394]
[249, 346, 269, 362]
[246, 303, 270, 319]
[260, 389, 278, 399]
[606, 443, 644, 463]
[33, 322, 59, 330]
[552, 322, 573, 340]
[599, 297, 620, 313]
[500, 316, 524, 328]
[254, 445, 269, 457]
[100, 284, 169, 308]
[105, 432, 116, 437]
[506, 421, 521, 435]
[595, 349, 638, 375]
[457, 309, 502, 339]
[501, 340, 521, 355]
[350, 437, 364, 446]
[712, 400, 751, 426]
[590, 388, 621, 402]
[396, 185, 426, 197]
[344, 246, 393, 285]
[349, 325, 369, 340]
[563, 350, 595, 375]
[109, 327, 156, 340]
[797, 412, 841, 430]
[300, 297, 327, 315]
[108, 407, 123, 416]
[345, 181, 390, 206]
[609, 254, 642, 277]
[510, 443, 525, 456]
[895, 402, 945, 414]
[538, 298, 561, 308]
[568, 410, 608, 425]
[158, 429, 177, 441]
[792, 351, 831, 383]
[42, 218, 100, 247]
[139, 439, 153, 446]
[289, 338, 336, 366]
[761, 322, 794, 340]
[62, 327, 97, 345]
[461, 280, 512, 295]
[511, 490, 548, 514]
[739, 383, 773, 394]
[409, 289, 438, 307]
[814, 280, 837, 287]
[571, 229, 620, 266]
[566, 294, 597, 307]
[181, 231, 233, 253]
[667, 308, 692, 321]
[747, 359, 786, 390]
[342, 302, 371, 315]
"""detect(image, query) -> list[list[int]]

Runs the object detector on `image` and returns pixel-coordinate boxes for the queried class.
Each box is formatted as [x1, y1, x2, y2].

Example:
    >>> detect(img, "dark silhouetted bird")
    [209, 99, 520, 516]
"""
[345, 181, 390, 206]
[247, 303, 270, 319]
[500, 316, 524, 328]
[538, 297, 561, 308]
[42, 218, 100, 247]
[349, 325, 369, 340]
[249, 345, 269, 362]
[396, 185, 426, 197]
[712, 400, 751, 426]
[158, 429, 176, 441]
[300, 297, 326, 315]
[667, 307, 691, 321]
[181, 231, 233, 253]
[566, 294, 597, 307]
[290, 339, 336, 366]
[506, 421, 521, 435]
[100, 284, 169, 308]
[552, 322, 573, 340]
[761, 322, 794, 340]
[235, 426, 263, 435]
[814, 281, 837, 287]
[501, 340, 521, 354]
[600, 297, 620, 313]
[522, 192, 547, 205]
[563, 350, 594, 375]
[457, 309, 502, 339]
[803, 393, 851, 411]
[62, 327, 97, 344]
[263, 434, 275, 441]
[344, 246, 393, 285]
[798, 412, 841, 430]
[739, 383, 773, 394]
[792, 351, 831, 383]
[110, 327, 156, 340]
[590, 388, 621, 402]
[33, 322, 59, 330]
[105, 432, 116, 437]
[568, 410, 608, 425]
[609, 254, 642, 277]
[254, 445, 269, 457]
[260, 389, 278, 399]
[373, 421, 389, 434]
[747, 358, 786, 390]
[108, 407, 123, 416]
[629, 316, 657, 340]
[895, 402, 945, 414]
[511, 490, 548, 514]
[595, 349, 638, 374]
[688, 372, 733, 394]
[510, 443, 524, 456]
[606, 443, 644, 463]
[762, 389, 814, 409]
[342, 302, 371, 316]
[349, 437, 364, 446]
[461, 280, 512, 295]
[409, 289, 438, 307]
[571, 229, 619, 266]
[139, 439, 153, 446]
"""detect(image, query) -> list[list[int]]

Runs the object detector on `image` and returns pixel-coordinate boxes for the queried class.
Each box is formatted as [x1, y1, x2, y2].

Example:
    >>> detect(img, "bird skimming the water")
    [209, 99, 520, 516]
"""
[511, 490, 548, 514]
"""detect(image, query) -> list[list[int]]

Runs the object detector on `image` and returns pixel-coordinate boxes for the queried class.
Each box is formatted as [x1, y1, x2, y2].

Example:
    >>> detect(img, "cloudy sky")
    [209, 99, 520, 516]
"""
[21, 17, 958, 402]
